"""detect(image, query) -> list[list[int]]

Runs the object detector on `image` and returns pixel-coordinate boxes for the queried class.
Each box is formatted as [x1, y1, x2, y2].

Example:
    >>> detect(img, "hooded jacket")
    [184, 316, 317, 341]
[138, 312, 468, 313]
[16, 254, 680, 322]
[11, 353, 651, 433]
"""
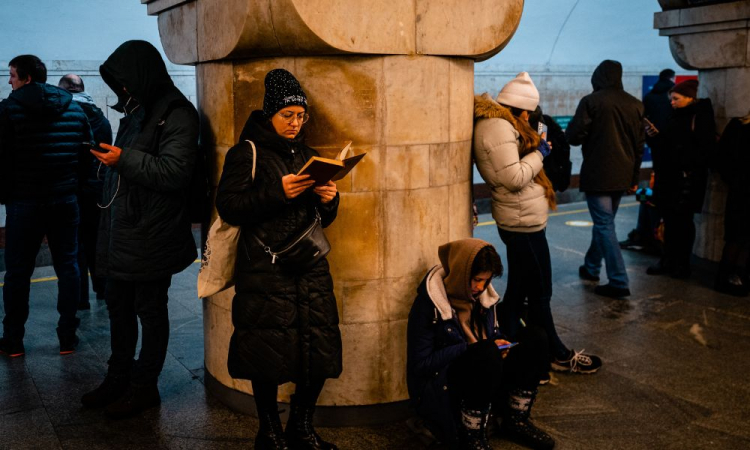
[215, 110, 341, 384]
[0, 82, 91, 202]
[473, 93, 548, 232]
[406, 239, 501, 446]
[643, 78, 674, 152]
[566, 60, 645, 192]
[95, 40, 199, 280]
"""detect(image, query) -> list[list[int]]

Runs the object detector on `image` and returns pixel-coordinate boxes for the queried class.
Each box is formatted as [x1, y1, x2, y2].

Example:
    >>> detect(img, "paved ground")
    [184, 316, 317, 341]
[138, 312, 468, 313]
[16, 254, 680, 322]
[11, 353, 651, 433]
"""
[2, 200, 750, 450]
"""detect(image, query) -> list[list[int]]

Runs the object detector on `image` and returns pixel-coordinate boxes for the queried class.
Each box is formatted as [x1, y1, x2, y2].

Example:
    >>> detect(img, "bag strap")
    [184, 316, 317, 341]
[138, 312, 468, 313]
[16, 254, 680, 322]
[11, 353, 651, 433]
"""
[245, 140, 257, 181]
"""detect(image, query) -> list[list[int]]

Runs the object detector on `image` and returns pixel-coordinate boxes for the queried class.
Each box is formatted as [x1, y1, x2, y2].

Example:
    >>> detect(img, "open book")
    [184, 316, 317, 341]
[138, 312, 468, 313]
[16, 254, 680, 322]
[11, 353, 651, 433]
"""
[297, 141, 366, 185]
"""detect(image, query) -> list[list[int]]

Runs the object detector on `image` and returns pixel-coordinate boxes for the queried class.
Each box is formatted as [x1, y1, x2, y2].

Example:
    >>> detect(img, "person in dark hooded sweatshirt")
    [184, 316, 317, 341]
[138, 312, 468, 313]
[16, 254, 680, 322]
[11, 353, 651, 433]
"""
[566, 60, 645, 299]
[79, 41, 199, 419]
[407, 239, 554, 450]
[216, 69, 341, 450]
[0, 55, 91, 358]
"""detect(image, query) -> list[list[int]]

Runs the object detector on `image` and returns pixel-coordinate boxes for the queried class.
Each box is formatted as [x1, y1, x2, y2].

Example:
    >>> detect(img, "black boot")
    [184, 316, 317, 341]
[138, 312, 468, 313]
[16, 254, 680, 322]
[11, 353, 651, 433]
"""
[285, 395, 337, 450]
[104, 384, 161, 419]
[81, 374, 130, 408]
[458, 402, 491, 450]
[256, 409, 290, 450]
[501, 388, 555, 450]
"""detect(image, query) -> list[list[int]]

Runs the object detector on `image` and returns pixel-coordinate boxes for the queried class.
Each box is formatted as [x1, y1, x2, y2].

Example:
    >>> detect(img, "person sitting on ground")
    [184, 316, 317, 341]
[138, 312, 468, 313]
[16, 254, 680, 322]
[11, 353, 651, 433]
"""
[407, 239, 554, 450]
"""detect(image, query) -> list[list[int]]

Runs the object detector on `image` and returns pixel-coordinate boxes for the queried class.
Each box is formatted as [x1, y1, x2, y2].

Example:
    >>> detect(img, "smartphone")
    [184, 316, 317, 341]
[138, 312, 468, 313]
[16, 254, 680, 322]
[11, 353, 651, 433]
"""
[497, 342, 519, 350]
[83, 141, 109, 153]
[537, 122, 548, 137]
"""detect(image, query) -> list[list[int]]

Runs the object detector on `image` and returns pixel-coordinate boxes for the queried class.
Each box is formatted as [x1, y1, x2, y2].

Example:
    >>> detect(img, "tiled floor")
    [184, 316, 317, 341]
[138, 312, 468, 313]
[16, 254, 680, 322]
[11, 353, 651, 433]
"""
[2, 201, 750, 449]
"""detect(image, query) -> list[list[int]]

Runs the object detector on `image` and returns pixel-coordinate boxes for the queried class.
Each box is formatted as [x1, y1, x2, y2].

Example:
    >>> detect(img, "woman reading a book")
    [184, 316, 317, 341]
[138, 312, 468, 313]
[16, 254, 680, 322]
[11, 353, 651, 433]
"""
[216, 68, 341, 450]
[473, 73, 602, 379]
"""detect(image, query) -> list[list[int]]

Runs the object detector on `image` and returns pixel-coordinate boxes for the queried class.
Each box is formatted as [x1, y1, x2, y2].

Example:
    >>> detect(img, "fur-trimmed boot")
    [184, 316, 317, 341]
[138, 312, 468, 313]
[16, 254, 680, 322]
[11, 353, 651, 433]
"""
[458, 402, 492, 450]
[285, 395, 338, 450]
[501, 388, 555, 450]
[256, 409, 290, 450]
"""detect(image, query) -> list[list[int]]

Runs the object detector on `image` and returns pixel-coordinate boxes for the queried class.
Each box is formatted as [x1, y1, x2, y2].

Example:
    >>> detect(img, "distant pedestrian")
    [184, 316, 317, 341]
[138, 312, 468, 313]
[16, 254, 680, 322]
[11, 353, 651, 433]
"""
[0, 55, 91, 358]
[620, 69, 675, 253]
[567, 60, 645, 298]
[58, 74, 112, 309]
[473, 73, 602, 382]
[80, 41, 199, 420]
[645, 79, 716, 279]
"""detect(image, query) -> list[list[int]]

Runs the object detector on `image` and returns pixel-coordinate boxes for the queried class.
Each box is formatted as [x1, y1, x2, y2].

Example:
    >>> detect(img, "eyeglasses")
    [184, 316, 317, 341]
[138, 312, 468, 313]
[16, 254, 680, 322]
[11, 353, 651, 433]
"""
[277, 111, 309, 125]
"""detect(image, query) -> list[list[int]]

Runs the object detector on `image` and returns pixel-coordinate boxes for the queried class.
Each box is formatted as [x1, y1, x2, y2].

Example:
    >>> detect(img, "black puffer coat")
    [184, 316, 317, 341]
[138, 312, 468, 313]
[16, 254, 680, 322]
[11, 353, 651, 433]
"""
[0, 82, 90, 202]
[216, 111, 342, 384]
[652, 98, 716, 214]
[566, 60, 645, 192]
[96, 40, 199, 281]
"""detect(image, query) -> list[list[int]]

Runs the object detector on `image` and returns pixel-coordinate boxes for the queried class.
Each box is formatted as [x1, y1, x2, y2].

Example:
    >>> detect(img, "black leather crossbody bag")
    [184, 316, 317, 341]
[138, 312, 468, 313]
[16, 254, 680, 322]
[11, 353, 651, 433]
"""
[249, 209, 331, 271]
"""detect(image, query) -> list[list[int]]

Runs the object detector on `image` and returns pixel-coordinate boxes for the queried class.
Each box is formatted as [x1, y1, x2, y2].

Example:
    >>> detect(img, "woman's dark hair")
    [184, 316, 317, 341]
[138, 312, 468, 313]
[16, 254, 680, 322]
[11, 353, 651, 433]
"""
[471, 245, 504, 278]
[9, 55, 47, 84]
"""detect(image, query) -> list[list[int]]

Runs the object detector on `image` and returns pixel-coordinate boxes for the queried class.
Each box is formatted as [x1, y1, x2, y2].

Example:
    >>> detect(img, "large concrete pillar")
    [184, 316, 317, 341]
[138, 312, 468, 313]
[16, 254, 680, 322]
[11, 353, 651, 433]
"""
[655, 0, 750, 261]
[141, 0, 523, 423]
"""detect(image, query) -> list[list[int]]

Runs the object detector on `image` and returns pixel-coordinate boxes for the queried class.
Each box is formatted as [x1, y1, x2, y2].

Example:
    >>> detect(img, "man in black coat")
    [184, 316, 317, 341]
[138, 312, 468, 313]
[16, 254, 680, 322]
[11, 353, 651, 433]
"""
[0, 55, 91, 358]
[58, 74, 112, 309]
[79, 41, 199, 419]
[620, 69, 675, 252]
[566, 60, 645, 299]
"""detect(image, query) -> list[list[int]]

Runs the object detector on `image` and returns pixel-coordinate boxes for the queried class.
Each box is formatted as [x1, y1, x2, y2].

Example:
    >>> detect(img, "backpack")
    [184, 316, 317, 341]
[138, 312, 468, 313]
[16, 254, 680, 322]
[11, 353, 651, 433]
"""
[155, 99, 209, 224]
[540, 114, 572, 192]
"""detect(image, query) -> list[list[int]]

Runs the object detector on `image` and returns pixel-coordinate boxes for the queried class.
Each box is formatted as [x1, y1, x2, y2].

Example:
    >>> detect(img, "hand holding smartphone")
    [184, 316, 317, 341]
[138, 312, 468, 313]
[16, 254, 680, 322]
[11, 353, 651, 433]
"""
[83, 141, 109, 153]
[497, 342, 519, 350]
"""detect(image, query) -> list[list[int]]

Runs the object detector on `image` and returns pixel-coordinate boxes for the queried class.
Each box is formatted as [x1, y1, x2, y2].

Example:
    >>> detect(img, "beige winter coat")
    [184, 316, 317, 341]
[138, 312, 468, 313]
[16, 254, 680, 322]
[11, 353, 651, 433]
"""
[473, 93, 548, 233]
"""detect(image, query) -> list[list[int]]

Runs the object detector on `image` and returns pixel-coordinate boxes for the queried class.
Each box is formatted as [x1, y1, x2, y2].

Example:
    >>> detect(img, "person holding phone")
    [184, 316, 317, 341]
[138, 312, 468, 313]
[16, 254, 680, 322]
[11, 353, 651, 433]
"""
[407, 239, 554, 450]
[473, 72, 602, 383]
[644, 79, 716, 279]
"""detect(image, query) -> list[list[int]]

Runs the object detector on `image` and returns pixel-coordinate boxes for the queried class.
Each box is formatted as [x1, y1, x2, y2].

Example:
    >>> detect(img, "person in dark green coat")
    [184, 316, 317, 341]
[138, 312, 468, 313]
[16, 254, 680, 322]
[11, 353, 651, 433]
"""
[80, 40, 199, 420]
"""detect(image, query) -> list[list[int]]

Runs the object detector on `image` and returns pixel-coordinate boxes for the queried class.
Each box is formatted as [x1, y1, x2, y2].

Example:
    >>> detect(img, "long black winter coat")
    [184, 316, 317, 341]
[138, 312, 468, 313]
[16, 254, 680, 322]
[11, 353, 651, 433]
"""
[566, 60, 645, 192]
[716, 118, 749, 243]
[652, 98, 716, 214]
[215, 110, 342, 384]
[0, 82, 91, 203]
[96, 40, 199, 281]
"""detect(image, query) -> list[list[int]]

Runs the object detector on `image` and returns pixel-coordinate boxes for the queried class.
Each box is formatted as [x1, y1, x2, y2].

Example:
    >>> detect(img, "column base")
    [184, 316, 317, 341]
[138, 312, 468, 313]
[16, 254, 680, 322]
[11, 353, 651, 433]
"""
[204, 367, 413, 427]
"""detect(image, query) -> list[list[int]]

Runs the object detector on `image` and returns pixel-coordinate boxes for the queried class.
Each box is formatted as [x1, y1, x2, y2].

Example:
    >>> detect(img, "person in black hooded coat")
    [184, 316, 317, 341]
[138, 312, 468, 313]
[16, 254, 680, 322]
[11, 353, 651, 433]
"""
[80, 40, 199, 420]
[216, 69, 341, 450]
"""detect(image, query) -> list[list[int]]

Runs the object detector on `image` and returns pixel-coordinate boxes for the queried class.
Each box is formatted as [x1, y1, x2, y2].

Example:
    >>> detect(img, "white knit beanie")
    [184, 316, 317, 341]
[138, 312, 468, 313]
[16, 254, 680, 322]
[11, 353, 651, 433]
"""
[495, 72, 539, 111]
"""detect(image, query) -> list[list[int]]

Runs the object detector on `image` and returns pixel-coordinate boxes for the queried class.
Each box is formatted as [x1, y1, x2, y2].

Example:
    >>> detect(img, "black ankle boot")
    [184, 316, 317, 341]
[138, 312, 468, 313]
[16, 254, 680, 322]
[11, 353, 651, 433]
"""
[458, 402, 491, 450]
[81, 374, 130, 408]
[256, 410, 290, 450]
[104, 384, 161, 419]
[501, 388, 555, 450]
[285, 396, 337, 450]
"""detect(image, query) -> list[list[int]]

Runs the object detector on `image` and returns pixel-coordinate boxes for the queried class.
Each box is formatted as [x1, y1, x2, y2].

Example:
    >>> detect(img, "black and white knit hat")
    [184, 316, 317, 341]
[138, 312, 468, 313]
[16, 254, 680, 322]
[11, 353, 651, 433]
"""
[262, 69, 308, 118]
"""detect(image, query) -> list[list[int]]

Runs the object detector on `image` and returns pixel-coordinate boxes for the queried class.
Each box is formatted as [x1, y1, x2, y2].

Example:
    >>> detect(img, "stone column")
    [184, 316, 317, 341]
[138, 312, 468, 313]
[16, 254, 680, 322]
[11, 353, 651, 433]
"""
[141, 0, 523, 423]
[655, 0, 750, 261]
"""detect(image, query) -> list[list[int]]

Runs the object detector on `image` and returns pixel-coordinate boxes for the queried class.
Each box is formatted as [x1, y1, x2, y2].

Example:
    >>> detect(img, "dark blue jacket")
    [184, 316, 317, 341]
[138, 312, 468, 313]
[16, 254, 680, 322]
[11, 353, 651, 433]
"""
[406, 266, 500, 446]
[0, 82, 91, 203]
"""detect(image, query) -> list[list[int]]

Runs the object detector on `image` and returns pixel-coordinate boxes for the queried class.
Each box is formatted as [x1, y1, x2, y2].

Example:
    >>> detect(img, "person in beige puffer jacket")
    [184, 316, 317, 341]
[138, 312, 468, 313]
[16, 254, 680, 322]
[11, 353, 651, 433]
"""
[473, 72, 602, 377]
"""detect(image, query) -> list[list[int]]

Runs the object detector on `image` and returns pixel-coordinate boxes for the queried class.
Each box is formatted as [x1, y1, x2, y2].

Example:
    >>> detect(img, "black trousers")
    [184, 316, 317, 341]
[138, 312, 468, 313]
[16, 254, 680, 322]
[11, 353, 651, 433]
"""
[447, 326, 548, 411]
[105, 277, 171, 386]
[662, 209, 695, 270]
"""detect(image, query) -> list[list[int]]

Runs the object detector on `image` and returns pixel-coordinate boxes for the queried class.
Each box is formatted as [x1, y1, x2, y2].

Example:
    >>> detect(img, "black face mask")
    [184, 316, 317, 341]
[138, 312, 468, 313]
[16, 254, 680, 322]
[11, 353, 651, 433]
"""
[123, 95, 141, 115]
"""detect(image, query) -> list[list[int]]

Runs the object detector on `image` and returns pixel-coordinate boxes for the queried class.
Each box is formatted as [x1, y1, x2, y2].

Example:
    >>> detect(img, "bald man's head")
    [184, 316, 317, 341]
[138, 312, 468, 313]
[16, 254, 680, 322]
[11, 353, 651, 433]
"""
[58, 74, 84, 93]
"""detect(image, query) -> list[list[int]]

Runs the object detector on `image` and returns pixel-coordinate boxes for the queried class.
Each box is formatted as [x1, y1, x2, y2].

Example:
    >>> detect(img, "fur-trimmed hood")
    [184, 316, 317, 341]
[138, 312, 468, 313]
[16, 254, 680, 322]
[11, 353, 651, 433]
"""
[425, 265, 500, 321]
[474, 93, 516, 123]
